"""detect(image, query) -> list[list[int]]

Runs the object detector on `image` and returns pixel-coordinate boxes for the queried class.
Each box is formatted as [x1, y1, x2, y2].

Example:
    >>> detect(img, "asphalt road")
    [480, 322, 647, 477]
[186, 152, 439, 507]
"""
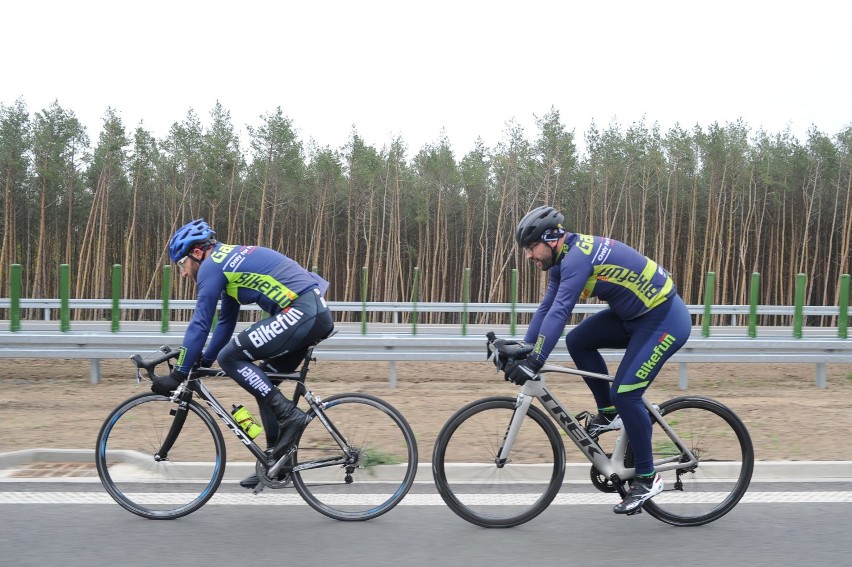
[2, 480, 850, 567]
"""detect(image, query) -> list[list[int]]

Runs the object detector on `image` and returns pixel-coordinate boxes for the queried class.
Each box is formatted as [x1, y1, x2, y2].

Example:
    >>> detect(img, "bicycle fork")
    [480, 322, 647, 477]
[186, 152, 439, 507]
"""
[155, 397, 190, 461]
[495, 393, 534, 466]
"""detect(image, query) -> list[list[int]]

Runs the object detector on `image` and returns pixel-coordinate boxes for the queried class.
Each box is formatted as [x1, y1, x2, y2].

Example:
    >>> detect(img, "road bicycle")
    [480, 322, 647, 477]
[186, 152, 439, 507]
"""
[95, 339, 418, 520]
[431, 332, 754, 528]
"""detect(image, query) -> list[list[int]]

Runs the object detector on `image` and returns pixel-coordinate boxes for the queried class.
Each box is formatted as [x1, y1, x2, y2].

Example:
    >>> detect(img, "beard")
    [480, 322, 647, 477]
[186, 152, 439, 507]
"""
[534, 255, 554, 271]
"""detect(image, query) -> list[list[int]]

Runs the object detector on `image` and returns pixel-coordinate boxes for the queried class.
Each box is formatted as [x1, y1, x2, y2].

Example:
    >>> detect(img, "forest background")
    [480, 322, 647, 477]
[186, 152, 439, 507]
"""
[1, 98, 850, 326]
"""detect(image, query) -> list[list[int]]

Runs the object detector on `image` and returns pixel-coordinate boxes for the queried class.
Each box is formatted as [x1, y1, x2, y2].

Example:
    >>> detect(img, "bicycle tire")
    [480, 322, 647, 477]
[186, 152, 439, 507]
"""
[291, 393, 418, 521]
[626, 396, 754, 526]
[95, 392, 226, 520]
[432, 396, 566, 528]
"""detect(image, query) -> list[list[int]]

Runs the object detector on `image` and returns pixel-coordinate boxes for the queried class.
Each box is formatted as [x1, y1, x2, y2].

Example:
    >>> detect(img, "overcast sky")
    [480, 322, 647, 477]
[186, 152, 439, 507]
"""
[2, 0, 850, 158]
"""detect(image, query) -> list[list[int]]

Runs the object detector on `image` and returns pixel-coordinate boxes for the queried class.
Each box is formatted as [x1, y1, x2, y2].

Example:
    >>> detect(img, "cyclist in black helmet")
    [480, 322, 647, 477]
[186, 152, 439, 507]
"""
[153, 219, 335, 489]
[507, 205, 692, 514]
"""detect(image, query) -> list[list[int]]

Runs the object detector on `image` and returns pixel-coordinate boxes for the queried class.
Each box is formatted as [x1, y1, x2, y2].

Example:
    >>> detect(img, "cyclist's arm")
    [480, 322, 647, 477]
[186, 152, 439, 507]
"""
[176, 289, 219, 374]
[524, 273, 558, 343]
[202, 295, 240, 363]
[175, 266, 226, 374]
[527, 255, 590, 365]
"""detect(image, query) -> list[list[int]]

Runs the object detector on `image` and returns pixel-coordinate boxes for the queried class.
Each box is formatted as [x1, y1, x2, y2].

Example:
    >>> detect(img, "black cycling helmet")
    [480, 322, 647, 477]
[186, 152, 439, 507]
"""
[516, 206, 565, 247]
[168, 219, 217, 262]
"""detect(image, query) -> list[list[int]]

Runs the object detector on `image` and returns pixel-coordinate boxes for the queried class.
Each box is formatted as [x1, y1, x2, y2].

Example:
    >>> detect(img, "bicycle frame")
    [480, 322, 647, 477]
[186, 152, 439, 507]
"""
[499, 363, 700, 484]
[156, 359, 358, 481]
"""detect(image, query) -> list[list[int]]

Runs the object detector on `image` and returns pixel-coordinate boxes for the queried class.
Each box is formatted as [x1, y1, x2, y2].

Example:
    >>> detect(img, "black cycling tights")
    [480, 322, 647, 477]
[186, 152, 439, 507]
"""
[217, 288, 334, 402]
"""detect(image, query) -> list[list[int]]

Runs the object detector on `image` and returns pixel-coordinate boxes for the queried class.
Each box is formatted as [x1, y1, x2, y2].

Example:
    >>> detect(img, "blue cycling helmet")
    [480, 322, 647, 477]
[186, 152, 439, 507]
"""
[168, 219, 217, 262]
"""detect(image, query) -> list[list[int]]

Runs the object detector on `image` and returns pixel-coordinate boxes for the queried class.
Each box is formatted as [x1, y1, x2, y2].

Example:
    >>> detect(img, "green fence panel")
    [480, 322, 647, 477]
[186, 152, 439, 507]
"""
[111, 264, 122, 332]
[361, 266, 367, 335]
[702, 272, 715, 337]
[60, 264, 70, 332]
[839, 274, 850, 339]
[462, 267, 470, 336]
[161, 265, 171, 333]
[510, 268, 518, 336]
[793, 273, 806, 338]
[748, 272, 760, 338]
[10, 264, 21, 332]
[411, 267, 420, 335]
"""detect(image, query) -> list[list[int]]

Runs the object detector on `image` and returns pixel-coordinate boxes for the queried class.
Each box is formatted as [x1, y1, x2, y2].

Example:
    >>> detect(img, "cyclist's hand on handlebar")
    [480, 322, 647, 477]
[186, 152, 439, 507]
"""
[151, 369, 187, 396]
[504, 358, 543, 385]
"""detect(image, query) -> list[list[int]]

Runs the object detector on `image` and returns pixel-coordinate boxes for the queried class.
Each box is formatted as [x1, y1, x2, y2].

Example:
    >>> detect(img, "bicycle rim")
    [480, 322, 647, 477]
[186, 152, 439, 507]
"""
[630, 396, 754, 526]
[95, 393, 226, 520]
[432, 397, 566, 528]
[292, 393, 418, 521]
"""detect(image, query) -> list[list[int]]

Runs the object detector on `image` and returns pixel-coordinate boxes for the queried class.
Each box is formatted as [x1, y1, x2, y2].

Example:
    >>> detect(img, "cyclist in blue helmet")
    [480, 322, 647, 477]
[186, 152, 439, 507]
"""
[507, 205, 692, 514]
[153, 219, 335, 489]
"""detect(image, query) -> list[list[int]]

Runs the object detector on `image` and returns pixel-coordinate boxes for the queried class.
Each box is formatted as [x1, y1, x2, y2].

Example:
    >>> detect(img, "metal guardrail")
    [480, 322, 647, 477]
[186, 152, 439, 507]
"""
[1, 298, 849, 319]
[0, 323, 849, 388]
[1, 298, 850, 388]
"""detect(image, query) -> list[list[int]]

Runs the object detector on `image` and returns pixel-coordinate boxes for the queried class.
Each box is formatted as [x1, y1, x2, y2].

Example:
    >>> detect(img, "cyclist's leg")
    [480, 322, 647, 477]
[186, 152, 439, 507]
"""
[613, 294, 691, 475]
[258, 347, 309, 445]
[564, 309, 629, 409]
[219, 289, 334, 454]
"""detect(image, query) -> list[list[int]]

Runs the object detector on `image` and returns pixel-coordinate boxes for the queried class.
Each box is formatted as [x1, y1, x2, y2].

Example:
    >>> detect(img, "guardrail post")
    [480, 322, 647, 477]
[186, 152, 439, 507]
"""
[90, 359, 101, 385]
[361, 266, 367, 335]
[60, 264, 70, 332]
[411, 267, 420, 335]
[462, 267, 470, 336]
[702, 272, 715, 337]
[793, 273, 806, 338]
[10, 264, 21, 332]
[161, 265, 171, 333]
[111, 264, 122, 332]
[510, 268, 518, 336]
[748, 272, 760, 338]
[839, 274, 850, 339]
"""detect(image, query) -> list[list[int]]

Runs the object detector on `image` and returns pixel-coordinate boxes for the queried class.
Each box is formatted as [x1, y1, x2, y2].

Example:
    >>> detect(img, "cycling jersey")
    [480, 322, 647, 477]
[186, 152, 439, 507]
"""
[176, 243, 329, 374]
[524, 233, 676, 365]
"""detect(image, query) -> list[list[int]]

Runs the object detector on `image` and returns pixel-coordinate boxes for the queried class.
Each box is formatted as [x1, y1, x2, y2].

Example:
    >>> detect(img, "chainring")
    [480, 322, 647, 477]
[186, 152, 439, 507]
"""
[590, 453, 620, 493]
[256, 459, 293, 489]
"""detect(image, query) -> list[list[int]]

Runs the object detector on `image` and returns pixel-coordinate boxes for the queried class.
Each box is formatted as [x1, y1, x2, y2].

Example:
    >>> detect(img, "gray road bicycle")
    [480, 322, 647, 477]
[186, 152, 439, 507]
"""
[96, 340, 417, 520]
[431, 332, 754, 528]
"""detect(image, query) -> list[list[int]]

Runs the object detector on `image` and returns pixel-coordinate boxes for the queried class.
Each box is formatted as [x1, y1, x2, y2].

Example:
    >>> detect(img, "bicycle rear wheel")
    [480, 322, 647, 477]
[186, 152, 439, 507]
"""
[628, 396, 754, 526]
[95, 392, 226, 520]
[292, 393, 418, 521]
[432, 397, 566, 528]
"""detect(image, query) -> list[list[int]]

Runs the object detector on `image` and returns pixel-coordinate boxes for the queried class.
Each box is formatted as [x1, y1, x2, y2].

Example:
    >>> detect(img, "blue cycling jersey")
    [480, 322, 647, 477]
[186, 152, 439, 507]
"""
[524, 233, 675, 365]
[176, 243, 329, 374]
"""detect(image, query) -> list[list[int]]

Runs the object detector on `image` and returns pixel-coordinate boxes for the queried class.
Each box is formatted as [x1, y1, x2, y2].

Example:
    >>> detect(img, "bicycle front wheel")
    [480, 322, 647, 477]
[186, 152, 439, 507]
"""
[432, 397, 566, 528]
[95, 392, 226, 520]
[292, 393, 418, 521]
[629, 396, 754, 526]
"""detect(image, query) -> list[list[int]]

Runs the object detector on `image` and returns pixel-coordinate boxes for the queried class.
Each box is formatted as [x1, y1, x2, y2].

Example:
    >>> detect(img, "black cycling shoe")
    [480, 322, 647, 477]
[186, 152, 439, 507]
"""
[240, 469, 291, 490]
[240, 474, 260, 489]
[266, 389, 309, 459]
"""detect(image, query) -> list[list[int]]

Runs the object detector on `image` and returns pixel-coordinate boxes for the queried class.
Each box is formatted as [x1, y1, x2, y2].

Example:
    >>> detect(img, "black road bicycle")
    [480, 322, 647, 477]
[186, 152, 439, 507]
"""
[96, 340, 418, 520]
[431, 333, 754, 528]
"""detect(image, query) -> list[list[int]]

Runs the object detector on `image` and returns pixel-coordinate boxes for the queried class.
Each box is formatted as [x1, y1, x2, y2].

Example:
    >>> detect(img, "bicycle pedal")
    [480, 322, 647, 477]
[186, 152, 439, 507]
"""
[626, 507, 644, 516]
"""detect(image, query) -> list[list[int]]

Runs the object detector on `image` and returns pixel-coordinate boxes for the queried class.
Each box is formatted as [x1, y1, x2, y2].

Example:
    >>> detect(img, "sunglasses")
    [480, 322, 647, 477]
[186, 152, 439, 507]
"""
[177, 256, 190, 272]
